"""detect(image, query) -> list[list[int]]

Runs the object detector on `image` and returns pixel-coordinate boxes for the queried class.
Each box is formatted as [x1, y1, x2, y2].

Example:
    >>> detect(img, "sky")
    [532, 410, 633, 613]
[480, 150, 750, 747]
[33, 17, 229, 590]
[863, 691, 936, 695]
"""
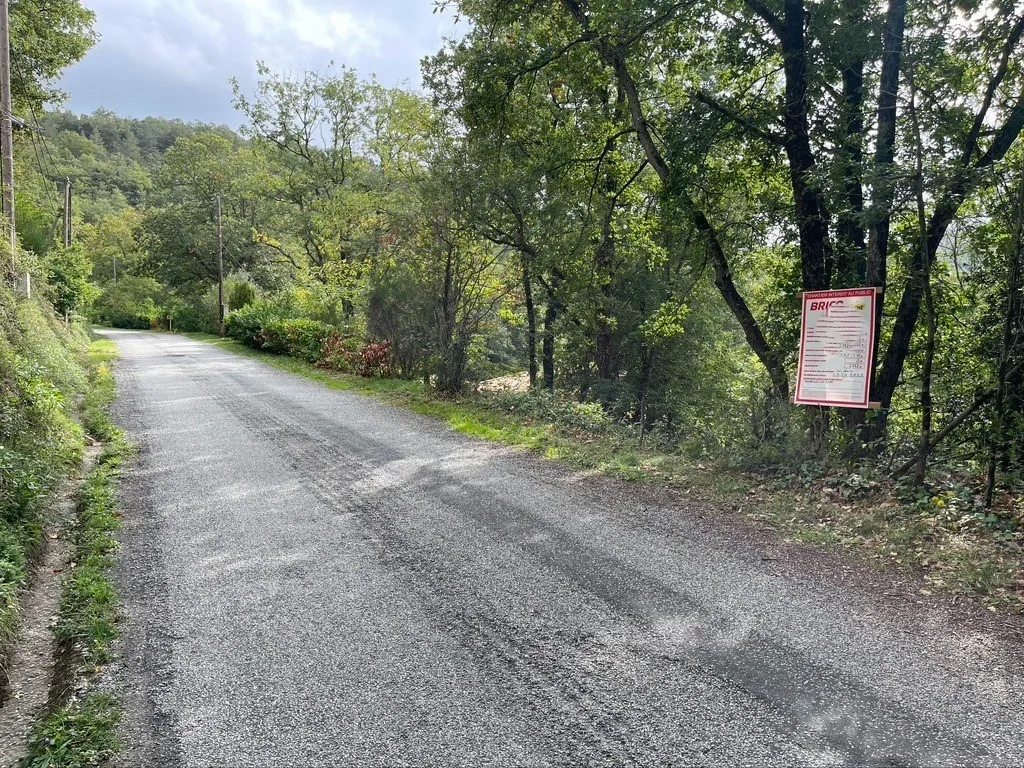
[56, 0, 463, 127]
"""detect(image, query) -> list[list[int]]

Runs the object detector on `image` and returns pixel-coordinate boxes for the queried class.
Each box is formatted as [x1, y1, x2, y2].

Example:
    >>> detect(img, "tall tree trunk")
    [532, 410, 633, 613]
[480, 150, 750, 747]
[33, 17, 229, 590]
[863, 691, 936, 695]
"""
[543, 303, 557, 393]
[595, 155, 618, 379]
[911, 82, 934, 486]
[559, 0, 789, 400]
[595, 87, 622, 382]
[915, 272, 935, 485]
[435, 244, 462, 395]
[523, 261, 538, 388]
[865, 0, 908, 407]
[780, 0, 834, 291]
[986, 170, 1024, 505]
[835, 52, 866, 286]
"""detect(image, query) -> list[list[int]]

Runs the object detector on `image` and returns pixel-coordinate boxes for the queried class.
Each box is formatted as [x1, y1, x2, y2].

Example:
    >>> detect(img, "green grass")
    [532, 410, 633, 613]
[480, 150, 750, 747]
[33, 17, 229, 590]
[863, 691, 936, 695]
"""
[189, 332, 1024, 614]
[53, 435, 127, 664]
[20, 693, 121, 768]
[81, 340, 120, 442]
[0, 309, 90, 688]
[20, 340, 128, 768]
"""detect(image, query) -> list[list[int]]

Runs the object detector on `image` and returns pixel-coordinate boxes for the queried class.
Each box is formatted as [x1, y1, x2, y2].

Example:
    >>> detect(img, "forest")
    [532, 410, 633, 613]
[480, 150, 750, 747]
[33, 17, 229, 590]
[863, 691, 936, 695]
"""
[11, 0, 1024, 511]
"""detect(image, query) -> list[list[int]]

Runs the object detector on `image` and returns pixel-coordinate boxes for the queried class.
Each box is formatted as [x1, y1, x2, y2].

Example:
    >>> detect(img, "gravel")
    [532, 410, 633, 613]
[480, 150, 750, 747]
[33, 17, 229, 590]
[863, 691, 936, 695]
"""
[104, 330, 1024, 768]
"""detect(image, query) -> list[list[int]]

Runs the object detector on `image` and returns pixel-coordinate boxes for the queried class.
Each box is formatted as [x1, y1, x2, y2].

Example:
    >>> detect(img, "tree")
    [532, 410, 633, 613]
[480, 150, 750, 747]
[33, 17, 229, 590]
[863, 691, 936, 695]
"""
[44, 243, 91, 315]
[144, 133, 279, 292]
[442, 0, 1024, 424]
[232, 64, 380, 275]
[10, 0, 96, 109]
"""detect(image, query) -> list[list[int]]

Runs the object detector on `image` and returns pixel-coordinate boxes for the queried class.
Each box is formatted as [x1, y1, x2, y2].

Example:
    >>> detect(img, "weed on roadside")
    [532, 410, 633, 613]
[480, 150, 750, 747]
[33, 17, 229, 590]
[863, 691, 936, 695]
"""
[19, 340, 128, 767]
[19, 693, 120, 768]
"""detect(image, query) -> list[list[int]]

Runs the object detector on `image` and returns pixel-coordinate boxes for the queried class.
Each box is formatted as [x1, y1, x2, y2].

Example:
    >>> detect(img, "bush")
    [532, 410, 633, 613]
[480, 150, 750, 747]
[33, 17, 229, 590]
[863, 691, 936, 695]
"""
[228, 282, 255, 312]
[225, 298, 295, 347]
[226, 299, 394, 376]
[259, 319, 335, 362]
[226, 302, 335, 362]
[317, 334, 394, 377]
[318, 333, 360, 372]
[224, 301, 270, 347]
[357, 340, 393, 377]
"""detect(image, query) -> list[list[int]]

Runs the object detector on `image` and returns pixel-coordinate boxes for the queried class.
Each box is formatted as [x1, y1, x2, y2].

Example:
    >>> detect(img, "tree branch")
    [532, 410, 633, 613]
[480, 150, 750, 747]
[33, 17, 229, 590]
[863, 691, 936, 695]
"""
[744, 0, 784, 38]
[692, 91, 785, 145]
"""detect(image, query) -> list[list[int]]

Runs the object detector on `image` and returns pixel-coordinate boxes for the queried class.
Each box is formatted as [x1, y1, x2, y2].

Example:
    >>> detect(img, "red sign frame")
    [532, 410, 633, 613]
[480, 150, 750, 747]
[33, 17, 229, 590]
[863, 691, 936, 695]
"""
[794, 288, 878, 409]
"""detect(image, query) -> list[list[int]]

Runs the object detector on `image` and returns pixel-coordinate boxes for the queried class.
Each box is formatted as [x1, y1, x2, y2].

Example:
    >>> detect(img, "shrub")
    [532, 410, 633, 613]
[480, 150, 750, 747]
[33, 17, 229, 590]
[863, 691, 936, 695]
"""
[357, 340, 393, 378]
[225, 298, 337, 362]
[318, 333, 360, 372]
[317, 335, 394, 378]
[224, 301, 269, 347]
[228, 282, 255, 312]
[258, 318, 335, 362]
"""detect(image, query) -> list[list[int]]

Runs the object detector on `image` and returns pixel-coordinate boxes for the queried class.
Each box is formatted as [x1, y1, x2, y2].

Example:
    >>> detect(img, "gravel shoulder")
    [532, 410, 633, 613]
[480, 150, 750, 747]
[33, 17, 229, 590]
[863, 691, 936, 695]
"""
[104, 329, 1024, 767]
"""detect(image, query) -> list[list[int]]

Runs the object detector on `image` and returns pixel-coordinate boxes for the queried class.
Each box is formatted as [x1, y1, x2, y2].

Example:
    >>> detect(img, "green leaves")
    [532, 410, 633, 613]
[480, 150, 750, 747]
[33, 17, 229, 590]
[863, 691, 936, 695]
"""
[10, 0, 96, 110]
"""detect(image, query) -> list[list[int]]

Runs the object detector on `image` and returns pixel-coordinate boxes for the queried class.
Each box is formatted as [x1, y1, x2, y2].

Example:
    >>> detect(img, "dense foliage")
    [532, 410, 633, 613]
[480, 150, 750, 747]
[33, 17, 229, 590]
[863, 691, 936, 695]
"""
[11, 0, 1022, 511]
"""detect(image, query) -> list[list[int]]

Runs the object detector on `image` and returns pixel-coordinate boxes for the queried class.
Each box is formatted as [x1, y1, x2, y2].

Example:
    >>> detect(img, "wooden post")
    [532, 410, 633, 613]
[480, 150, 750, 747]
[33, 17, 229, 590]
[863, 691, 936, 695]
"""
[64, 177, 72, 248]
[217, 195, 226, 335]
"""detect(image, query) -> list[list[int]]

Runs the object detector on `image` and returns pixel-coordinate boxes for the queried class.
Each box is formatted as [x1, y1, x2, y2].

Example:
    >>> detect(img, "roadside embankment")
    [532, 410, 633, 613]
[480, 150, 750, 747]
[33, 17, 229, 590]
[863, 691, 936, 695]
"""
[1, 336, 128, 768]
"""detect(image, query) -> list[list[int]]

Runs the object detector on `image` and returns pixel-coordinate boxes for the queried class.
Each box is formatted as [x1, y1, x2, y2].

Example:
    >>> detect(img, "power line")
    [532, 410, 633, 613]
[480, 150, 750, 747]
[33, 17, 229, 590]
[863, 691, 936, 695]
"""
[25, 129, 61, 211]
[27, 103, 62, 183]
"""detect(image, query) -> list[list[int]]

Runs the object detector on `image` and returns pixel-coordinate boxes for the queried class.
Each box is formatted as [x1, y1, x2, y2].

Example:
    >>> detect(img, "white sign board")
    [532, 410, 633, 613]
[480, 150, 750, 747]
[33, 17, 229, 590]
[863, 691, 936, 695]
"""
[794, 288, 877, 409]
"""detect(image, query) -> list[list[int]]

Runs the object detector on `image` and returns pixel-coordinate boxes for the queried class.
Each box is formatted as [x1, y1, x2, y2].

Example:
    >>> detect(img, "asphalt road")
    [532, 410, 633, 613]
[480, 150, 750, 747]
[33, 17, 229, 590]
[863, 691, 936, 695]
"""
[104, 330, 1024, 767]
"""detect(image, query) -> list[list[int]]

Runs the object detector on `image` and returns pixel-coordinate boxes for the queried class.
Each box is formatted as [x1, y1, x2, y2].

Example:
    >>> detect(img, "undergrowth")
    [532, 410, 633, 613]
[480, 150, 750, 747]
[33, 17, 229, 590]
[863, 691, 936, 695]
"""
[20, 693, 120, 768]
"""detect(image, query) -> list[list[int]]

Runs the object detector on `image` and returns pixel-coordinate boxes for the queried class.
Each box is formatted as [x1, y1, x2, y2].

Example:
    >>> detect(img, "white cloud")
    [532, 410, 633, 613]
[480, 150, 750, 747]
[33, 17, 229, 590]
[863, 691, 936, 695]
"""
[60, 0, 462, 122]
[85, 0, 389, 83]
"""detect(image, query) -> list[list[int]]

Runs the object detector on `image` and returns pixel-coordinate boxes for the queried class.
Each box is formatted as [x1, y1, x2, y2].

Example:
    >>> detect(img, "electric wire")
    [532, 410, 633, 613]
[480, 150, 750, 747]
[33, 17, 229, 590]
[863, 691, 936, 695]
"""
[27, 102, 63, 185]
[23, 120, 65, 244]
[26, 130, 58, 203]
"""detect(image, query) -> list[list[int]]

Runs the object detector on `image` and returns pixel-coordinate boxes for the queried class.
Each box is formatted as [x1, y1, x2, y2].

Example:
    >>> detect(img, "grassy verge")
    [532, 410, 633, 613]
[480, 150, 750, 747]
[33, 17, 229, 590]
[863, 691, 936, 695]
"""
[0, 307, 89, 682]
[187, 332, 1023, 614]
[20, 340, 127, 768]
[21, 694, 120, 768]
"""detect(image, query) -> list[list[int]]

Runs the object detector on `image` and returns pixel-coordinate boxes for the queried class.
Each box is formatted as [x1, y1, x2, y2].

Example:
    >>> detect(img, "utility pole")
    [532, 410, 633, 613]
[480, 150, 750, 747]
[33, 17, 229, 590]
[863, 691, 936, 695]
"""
[216, 195, 225, 335]
[0, 0, 22, 295]
[63, 177, 72, 249]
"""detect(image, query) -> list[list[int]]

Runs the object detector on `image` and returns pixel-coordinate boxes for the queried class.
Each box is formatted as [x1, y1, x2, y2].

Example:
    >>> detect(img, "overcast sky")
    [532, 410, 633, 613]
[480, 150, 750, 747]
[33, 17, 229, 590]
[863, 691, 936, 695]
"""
[57, 0, 462, 127]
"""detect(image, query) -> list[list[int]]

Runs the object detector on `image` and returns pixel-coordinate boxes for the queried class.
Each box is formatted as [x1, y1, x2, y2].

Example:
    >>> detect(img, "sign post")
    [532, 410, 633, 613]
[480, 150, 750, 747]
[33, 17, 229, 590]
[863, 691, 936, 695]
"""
[795, 288, 878, 409]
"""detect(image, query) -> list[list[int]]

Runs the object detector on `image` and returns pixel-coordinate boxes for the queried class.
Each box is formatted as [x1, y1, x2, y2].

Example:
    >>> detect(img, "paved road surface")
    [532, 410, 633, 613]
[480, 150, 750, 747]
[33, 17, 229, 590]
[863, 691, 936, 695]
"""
[105, 330, 1024, 767]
